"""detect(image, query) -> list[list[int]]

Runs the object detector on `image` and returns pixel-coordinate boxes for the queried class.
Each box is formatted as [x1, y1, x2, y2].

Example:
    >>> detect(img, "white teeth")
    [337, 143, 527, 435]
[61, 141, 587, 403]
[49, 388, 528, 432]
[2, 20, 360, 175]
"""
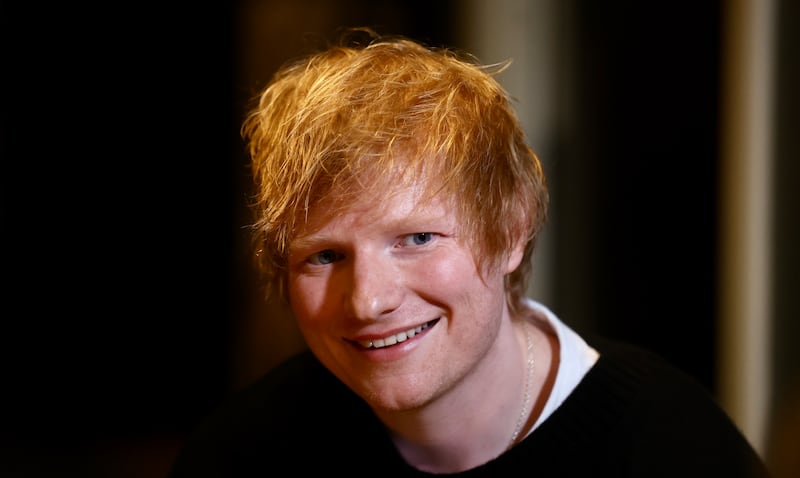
[358, 323, 429, 349]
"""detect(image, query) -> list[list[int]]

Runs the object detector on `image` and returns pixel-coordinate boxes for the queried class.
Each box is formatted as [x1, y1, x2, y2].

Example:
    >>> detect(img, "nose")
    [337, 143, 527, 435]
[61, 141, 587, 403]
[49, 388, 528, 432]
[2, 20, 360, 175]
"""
[344, 251, 402, 320]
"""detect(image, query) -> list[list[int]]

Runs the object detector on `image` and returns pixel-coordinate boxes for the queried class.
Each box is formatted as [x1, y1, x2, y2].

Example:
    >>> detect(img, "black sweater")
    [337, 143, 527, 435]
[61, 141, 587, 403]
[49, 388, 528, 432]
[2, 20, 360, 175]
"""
[169, 337, 771, 477]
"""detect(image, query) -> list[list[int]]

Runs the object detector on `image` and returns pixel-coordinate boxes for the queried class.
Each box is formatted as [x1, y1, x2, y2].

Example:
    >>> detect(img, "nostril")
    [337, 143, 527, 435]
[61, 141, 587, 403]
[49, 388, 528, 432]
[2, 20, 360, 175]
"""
[347, 284, 402, 320]
[346, 255, 404, 319]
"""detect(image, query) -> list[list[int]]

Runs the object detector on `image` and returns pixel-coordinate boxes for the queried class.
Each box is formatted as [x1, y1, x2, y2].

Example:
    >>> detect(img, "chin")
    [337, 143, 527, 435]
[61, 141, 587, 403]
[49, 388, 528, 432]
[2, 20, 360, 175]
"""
[358, 380, 433, 412]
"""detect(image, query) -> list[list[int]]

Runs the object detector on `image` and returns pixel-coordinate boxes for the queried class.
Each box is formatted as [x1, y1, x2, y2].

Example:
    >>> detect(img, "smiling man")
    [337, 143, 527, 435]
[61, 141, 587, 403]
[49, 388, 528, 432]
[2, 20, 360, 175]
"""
[169, 29, 771, 477]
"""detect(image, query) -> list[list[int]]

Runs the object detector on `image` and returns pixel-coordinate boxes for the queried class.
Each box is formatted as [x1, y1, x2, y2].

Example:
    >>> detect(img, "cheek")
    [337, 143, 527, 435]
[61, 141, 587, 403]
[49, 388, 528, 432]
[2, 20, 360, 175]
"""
[287, 274, 331, 327]
[418, 250, 488, 297]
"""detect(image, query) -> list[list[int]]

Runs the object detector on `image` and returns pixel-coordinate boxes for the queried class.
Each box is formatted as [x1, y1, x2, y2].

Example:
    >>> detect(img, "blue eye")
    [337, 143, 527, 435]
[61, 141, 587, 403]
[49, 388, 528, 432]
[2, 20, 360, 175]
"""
[309, 249, 340, 265]
[406, 232, 434, 246]
[413, 233, 433, 245]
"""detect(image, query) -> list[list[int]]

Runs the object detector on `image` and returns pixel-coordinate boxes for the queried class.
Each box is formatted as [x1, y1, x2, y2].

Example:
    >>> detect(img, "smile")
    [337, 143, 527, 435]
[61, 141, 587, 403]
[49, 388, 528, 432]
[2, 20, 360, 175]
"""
[356, 319, 438, 349]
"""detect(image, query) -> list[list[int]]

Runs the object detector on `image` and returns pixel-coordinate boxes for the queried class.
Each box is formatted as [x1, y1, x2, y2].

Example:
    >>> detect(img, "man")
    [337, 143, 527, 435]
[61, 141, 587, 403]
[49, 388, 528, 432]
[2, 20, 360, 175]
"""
[170, 29, 770, 476]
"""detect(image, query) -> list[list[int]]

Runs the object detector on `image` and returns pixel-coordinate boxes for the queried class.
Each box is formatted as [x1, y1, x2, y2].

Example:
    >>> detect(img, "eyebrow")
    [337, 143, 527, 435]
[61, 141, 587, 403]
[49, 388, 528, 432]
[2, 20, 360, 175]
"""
[287, 202, 454, 253]
[288, 233, 333, 256]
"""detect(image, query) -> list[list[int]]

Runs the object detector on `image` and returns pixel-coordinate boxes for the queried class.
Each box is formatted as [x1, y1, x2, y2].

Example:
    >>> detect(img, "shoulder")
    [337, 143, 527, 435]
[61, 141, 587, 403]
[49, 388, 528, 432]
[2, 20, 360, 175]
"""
[537, 335, 771, 477]
[169, 350, 386, 476]
[582, 336, 728, 418]
[202, 350, 342, 428]
[575, 335, 733, 431]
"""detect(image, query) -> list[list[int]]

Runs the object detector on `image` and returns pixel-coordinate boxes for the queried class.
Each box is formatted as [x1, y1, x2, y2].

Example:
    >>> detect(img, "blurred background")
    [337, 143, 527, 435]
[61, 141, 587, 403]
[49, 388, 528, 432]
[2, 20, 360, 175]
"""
[3, 0, 797, 477]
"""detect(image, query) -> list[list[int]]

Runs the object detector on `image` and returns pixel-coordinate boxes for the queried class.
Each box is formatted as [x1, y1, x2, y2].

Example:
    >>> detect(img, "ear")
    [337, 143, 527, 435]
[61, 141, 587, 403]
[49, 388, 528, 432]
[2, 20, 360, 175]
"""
[503, 232, 527, 275]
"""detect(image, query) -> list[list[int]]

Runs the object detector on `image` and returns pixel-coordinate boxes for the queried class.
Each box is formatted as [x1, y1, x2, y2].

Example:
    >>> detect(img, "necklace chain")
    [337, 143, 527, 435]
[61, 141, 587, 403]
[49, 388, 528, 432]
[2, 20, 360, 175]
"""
[508, 322, 534, 450]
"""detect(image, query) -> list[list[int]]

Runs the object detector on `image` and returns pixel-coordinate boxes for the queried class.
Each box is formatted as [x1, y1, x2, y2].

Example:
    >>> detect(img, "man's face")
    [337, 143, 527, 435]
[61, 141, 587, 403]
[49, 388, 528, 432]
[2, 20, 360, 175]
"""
[286, 174, 520, 412]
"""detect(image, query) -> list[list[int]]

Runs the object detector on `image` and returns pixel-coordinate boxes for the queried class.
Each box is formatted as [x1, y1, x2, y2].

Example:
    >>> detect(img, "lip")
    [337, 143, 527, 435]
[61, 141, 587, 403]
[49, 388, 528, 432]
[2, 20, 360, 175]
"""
[347, 318, 440, 350]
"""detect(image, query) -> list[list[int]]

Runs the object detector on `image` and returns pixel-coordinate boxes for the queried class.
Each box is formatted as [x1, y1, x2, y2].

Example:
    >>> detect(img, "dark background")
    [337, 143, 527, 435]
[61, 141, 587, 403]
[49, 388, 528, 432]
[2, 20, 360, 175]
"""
[2, 1, 797, 477]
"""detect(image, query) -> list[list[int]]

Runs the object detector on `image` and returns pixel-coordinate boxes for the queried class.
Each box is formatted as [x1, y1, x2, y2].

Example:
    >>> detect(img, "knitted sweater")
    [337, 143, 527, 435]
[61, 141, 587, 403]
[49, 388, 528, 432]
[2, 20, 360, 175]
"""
[169, 337, 770, 477]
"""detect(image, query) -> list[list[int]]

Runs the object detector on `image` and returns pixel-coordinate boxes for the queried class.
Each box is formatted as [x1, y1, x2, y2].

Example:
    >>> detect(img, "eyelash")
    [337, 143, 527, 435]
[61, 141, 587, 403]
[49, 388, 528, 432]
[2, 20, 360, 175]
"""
[400, 232, 435, 247]
[307, 249, 342, 266]
[305, 232, 437, 266]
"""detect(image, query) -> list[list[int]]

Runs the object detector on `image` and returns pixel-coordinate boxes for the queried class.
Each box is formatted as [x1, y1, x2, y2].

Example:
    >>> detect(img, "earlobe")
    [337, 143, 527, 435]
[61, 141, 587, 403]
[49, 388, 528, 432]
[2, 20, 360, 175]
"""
[504, 236, 526, 274]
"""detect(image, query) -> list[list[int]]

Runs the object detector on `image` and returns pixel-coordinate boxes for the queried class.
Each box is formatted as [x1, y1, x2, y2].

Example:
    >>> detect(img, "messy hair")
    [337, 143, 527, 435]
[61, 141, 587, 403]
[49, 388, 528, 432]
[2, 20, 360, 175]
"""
[242, 28, 548, 315]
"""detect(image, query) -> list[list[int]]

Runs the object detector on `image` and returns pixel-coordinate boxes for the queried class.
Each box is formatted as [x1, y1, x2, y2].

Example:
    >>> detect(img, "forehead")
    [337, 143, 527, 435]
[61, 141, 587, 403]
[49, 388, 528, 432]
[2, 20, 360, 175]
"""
[295, 167, 453, 234]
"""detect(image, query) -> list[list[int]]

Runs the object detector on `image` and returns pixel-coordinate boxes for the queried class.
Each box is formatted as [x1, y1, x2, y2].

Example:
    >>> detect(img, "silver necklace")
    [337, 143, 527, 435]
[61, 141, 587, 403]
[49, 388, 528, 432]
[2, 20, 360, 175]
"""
[507, 322, 534, 450]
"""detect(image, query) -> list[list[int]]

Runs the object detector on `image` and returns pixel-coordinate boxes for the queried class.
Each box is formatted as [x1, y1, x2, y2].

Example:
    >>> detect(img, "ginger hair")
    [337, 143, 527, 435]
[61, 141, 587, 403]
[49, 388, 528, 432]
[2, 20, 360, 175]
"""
[241, 28, 549, 315]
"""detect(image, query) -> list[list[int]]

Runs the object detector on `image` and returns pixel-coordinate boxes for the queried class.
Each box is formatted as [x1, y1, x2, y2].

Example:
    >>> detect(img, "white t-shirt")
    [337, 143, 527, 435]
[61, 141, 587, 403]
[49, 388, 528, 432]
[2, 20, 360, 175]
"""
[524, 299, 600, 432]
